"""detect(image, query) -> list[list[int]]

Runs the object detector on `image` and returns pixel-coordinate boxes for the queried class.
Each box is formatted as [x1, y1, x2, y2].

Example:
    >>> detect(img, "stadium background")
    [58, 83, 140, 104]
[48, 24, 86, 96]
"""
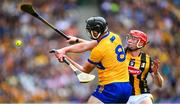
[0, 0, 180, 103]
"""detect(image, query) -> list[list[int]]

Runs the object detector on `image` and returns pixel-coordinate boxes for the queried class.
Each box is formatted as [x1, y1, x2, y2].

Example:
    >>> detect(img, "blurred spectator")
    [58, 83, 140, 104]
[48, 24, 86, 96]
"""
[0, 0, 92, 103]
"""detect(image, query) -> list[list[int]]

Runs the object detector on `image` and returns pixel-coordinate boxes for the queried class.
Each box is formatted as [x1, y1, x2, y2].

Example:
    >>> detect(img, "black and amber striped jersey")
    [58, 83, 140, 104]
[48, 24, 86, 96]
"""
[126, 49, 153, 95]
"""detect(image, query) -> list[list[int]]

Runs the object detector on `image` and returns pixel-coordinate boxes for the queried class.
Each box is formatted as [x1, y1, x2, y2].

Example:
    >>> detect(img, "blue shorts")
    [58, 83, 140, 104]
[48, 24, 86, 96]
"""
[92, 82, 132, 103]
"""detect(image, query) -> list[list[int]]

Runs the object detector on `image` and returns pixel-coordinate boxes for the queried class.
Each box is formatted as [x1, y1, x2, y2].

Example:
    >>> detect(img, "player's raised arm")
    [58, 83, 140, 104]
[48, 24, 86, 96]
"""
[55, 40, 97, 61]
[151, 58, 164, 88]
[67, 36, 91, 44]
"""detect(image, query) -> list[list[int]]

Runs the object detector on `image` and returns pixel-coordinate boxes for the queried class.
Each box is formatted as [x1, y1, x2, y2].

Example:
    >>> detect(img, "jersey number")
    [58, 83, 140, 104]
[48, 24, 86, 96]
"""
[115, 45, 126, 62]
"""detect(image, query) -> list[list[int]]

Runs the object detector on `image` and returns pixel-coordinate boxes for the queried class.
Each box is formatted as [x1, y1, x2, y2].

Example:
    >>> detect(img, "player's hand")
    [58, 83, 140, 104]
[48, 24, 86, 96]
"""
[67, 36, 79, 44]
[54, 49, 66, 62]
[152, 58, 160, 74]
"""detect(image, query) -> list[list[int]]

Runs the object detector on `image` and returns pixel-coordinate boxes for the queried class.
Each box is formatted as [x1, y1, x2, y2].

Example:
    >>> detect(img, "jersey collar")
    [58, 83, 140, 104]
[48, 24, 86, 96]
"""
[97, 31, 110, 43]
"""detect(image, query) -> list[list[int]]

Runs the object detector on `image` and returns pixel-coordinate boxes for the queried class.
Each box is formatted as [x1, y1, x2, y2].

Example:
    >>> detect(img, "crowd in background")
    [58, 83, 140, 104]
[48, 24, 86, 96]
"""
[0, 0, 180, 103]
[0, 0, 93, 103]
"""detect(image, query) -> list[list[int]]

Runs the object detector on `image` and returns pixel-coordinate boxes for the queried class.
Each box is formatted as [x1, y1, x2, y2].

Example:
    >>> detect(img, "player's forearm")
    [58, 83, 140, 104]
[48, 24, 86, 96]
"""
[65, 56, 91, 73]
[153, 72, 164, 88]
[77, 38, 90, 43]
[63, 40, 97, 53]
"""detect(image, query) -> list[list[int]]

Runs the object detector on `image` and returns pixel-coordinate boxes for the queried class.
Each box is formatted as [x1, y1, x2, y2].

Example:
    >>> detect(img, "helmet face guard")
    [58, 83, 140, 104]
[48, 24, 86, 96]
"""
[86, 17, 108, 40]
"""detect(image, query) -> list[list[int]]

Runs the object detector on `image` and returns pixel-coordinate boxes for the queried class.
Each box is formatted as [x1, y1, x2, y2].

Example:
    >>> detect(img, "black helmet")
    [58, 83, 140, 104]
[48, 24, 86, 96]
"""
[86, 16, 108, 39]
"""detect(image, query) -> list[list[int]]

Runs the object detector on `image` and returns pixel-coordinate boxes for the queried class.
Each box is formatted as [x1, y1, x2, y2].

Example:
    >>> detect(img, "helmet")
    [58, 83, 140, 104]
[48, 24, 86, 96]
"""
[86, 16, 108, 39]
[129, 30, 148, 48]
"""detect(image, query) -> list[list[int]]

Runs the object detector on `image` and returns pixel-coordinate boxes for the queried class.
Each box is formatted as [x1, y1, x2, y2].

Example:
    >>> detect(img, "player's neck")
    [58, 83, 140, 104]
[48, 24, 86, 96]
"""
[130, 49, 141, 57]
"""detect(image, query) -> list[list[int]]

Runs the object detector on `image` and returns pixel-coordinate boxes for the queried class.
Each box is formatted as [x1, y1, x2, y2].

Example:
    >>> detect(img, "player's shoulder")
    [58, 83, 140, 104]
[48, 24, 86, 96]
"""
[110, 32, 120, 37]
[108, 31, 122, 41]
[141, 51, 152, 59]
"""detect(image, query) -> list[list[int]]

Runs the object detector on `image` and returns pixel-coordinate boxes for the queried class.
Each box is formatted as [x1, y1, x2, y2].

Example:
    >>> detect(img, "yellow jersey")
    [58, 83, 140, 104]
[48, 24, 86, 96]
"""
[88, 32, 129, 85]
[126, 50, 152, 95]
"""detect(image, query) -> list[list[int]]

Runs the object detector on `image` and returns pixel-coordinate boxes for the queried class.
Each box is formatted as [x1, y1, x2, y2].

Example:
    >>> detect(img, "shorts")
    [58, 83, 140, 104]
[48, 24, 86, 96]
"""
[92, 82, 132, 103]
[127, 93, 153, 104]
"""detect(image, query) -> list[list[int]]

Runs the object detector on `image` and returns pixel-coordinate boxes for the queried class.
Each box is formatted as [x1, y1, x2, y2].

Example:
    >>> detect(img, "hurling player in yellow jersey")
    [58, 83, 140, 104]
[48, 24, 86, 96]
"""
[53, 16, 132, 103]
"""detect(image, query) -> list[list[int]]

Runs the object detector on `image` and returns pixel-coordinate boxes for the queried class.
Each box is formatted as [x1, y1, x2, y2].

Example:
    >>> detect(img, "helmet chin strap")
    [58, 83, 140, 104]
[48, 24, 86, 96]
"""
[90, 27, 108, 40]
[90, 31, 101, 40]
[136, 40, 143, 48]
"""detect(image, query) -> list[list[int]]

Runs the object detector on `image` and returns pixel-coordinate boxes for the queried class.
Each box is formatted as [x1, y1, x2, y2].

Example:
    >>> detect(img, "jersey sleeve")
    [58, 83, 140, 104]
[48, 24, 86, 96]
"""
[88, 47, 103, 64]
